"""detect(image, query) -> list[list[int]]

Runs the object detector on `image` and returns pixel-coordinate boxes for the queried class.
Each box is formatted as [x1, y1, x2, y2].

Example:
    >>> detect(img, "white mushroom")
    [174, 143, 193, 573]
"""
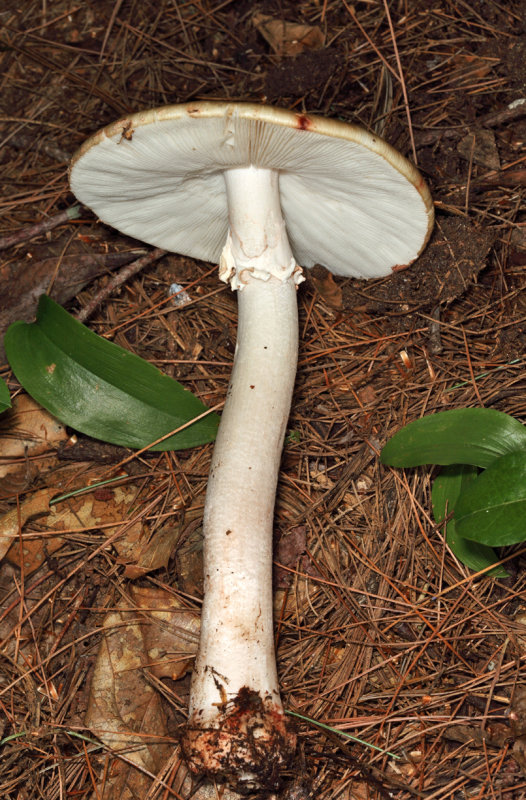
[70, 102, 434, 791]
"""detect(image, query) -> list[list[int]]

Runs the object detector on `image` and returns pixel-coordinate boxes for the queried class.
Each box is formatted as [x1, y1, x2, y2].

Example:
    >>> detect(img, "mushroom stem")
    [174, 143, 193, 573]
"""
[183, 167, 299, 790]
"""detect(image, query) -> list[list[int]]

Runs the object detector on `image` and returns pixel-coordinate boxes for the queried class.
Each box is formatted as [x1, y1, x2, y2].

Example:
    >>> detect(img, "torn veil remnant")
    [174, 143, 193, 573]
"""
[70, 102, 434, 791]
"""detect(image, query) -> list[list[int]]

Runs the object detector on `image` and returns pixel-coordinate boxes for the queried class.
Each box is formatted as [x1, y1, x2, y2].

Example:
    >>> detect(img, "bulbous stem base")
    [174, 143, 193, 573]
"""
[183, 689, 295, 792]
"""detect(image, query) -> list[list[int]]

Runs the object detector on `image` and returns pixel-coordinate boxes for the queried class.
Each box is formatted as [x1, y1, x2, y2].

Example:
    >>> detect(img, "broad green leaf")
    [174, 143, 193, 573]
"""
[4, 295, 219, 451]
[381, 408, 526, 469]
[432, 464, 508, 577]
[0, 377, 11, 413]
[455, 451, 526, 547]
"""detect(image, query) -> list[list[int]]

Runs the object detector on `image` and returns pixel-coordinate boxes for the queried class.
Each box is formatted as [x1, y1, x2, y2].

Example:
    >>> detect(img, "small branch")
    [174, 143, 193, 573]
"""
[382, 0, 417, 164]
[416, 98, 526, 147]
[474, 169, 526, 188]
[481, 97, 526, 128]
[76, 247, 166, 323]
[0, 205, 81, 252]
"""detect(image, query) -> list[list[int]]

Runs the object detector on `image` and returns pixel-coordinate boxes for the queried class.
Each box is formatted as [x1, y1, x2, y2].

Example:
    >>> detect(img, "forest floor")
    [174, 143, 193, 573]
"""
[0, 1, 525, 799]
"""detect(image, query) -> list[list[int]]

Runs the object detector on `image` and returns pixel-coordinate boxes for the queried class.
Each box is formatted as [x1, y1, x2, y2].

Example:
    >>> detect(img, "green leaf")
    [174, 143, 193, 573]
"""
[381, 408, 526, 469]
[0, 377, 11, 414]
[455, 451, 526, 547]
[4, 295, 219, 451]
[286, 429, 301, 445]
[432, 464, 508, 577]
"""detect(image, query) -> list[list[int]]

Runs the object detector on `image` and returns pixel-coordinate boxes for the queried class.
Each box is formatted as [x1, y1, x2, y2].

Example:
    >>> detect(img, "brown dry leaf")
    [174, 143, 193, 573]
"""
[130, 585, 200, 679]
[444, 723, 485, 746]
[120, 523, 179, 579]
[275, 526, 307, 589]
[0, 394, 68, 470]
[485, 721, 512, 747]
[86, 586, 199, 799]
[0, 488, 56, 565]
[357, 384, 377, 406]
[6, 479, 177, 579]
[253, 12, 324, 56]
[309, 265, 343, 310]
[388, 752, 424, 780]
[446, 721, 510, 748]
[175, 518, 204, 597]
[458, 128, 501, 170]
[89, 485, 155, 571]
[61, 484, 143, 539]
[0, 561, 60, 672]
[7, 482, 144, 575]
[0, 394, 68, 493]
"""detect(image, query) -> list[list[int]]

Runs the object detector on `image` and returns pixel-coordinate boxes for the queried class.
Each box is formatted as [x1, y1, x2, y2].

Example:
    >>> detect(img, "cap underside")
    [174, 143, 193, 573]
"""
[70, 104, 433, 279]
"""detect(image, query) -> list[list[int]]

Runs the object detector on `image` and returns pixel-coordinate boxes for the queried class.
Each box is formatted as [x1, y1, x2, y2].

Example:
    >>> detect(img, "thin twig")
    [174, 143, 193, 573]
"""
[0, 205, 81, 251]
[382, 0, 417, 163]
[75, 247, 167, 323]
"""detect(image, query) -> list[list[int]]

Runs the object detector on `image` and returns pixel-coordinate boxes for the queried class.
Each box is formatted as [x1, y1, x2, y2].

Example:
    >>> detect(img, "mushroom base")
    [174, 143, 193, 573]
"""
[182, 687, 296, 792]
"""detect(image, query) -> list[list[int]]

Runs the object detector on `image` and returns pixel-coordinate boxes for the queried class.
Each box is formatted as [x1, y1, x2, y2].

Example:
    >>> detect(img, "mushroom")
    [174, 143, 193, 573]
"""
[70, 102, 434, 791]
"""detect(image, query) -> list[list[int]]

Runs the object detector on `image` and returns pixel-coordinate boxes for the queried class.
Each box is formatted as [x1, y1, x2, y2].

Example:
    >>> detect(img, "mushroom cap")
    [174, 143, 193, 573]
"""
[70, 102, 434, 279]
